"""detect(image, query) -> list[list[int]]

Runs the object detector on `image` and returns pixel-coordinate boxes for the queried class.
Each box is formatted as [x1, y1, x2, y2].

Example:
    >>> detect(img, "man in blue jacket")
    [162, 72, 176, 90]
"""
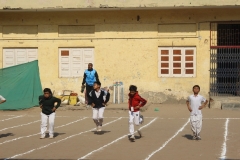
[82, 63, 99, 108]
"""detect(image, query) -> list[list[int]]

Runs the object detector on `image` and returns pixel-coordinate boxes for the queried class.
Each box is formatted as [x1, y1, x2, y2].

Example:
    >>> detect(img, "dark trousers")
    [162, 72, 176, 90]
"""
[85, 84, 93, 105]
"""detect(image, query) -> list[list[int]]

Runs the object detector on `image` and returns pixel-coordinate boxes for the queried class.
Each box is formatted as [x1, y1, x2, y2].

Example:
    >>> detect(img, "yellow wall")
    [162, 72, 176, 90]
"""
[0, 8, 239, 102]
[1, 0, 240, 9]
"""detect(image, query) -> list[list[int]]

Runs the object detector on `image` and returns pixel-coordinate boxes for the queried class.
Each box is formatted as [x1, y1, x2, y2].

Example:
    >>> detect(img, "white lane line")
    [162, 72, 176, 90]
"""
[204, 118, 240, 120]
[0, 117, 87, 146]
[220, 118, 229, 160]
[145, 118, 190, 160]
[0, 115, 25, 122]
[0, 120, 40, 132]
[78, 118, 157, 160]
[5, 117, 122, 159]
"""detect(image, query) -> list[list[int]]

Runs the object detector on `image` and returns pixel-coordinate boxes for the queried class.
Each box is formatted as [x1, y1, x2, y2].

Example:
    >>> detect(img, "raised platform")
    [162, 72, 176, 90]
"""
[210, 96, 240, 110]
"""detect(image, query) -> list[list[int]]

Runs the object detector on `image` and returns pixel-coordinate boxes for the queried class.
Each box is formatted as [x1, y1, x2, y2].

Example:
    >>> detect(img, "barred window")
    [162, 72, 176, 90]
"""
[158, 47, 196, 77]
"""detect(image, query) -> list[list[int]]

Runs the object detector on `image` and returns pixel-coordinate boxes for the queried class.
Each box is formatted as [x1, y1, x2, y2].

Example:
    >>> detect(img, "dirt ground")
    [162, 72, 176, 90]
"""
[0, 104, 240, 160]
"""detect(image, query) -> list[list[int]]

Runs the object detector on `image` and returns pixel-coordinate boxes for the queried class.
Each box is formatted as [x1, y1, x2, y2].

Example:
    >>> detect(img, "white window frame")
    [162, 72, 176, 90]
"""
[3, 48, 38, 68]
[59, 48, 94, 78]
[158, 47, 196, 77]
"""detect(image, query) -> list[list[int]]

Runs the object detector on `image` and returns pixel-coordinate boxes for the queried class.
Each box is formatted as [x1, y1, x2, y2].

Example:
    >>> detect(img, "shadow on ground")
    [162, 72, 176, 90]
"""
[0, 133, 14, 138]
[182, 134, 193, 140]
[92, 131, 111, 135]
[53, 132, 66, 137]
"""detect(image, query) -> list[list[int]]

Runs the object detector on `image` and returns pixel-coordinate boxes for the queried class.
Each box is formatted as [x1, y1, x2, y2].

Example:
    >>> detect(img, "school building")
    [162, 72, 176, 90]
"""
[0, 0, 240, 105]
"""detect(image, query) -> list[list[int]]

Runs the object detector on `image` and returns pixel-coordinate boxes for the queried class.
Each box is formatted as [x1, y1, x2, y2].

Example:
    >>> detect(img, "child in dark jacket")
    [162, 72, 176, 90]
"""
[128, 85, 147, 140]
[39, 88, 61, 139]
[89, 81, 110, 132]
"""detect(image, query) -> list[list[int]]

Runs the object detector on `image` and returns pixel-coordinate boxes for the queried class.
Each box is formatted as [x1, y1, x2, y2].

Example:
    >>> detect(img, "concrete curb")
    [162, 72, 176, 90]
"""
[221, 103, 240, 110]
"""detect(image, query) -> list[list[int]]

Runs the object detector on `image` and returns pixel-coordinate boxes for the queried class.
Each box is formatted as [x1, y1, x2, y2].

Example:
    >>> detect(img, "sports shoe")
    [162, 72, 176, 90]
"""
[197, 136, 201, 140]
[40, 134, 45, 139]
[192, 135, 197, 140]
[137, 130, 142, 138]
[97, 126, 102, 132]
[140, 115, 144, 124]
[49, 135, 54, 139]
[129, 135, 135, 140]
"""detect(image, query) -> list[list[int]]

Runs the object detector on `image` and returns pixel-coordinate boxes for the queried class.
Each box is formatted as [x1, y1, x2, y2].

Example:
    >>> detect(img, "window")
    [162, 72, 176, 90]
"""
[59, 48, 94, 77]
[3, 48, 38, 68]
[158, 47, 196, 77]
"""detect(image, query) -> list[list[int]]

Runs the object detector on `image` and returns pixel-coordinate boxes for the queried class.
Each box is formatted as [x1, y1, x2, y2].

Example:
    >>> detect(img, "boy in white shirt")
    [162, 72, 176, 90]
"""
[186, 85, 208, 140]
[0, 95, 6, 104]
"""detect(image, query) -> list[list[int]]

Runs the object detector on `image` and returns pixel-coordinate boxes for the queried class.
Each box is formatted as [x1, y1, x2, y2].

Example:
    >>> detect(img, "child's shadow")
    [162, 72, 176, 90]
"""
[55, 132, 66, 137]
[182, 134, 193, 140]
[0, 133, 14, 138]
[92, 131, 111, 135]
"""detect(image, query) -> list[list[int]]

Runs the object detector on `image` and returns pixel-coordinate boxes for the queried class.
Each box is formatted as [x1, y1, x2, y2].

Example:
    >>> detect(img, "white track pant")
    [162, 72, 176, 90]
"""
[190, 114, 202, 136]
[41, 112, 56, 136]
[92, 107, 105, 126]
[129, 111, 141, 135]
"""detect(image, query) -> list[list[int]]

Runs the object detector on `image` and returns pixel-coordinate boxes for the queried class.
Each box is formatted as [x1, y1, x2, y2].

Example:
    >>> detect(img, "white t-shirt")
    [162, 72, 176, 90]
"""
[187, 94, 206, 116]
[0, 95, 6, 101]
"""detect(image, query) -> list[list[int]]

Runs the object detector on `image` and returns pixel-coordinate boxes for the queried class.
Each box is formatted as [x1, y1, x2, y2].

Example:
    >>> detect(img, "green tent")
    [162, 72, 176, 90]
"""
[0, 60, 42, 110]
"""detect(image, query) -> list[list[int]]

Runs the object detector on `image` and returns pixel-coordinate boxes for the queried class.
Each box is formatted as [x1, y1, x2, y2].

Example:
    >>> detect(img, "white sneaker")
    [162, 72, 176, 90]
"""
[129, 135, 135, 140]
[40, 134, 45, 139]
[137, 130, 142, 137]
[192, 135, 197, 140]
[197, 136, 201, 140]
[140, 115, 144, 124]
[97, 126, 102, 132]
[49, 135, 54, 139]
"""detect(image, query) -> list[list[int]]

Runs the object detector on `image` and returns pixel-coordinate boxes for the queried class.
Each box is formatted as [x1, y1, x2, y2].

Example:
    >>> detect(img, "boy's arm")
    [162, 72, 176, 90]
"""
[95, 71, 99, 82]
[39, 96, 43, 108]
[138, 96, 147, 108]
[88, 91, 94, 106]
[39, 96, 42, 105]
[54, 97, 61, 109]
[52, 97, 61, 111]
[186, 97, 192, 112]
[186, 101, 192, 112]
[104, 92, 110, 104]
[82, 72, 86, 85]
[199, 98, 208, 110]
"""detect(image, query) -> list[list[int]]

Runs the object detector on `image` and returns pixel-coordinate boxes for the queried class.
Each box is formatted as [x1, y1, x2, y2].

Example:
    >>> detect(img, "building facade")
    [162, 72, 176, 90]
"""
[0, 0, 240, 103]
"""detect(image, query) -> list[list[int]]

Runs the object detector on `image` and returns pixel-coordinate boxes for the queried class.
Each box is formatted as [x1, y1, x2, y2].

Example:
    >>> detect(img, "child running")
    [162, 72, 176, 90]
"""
[39, 88, 61, 139]
[186, 85, 208, 140]
[89, 81, 110, 132]
[128, 85, 147, 140]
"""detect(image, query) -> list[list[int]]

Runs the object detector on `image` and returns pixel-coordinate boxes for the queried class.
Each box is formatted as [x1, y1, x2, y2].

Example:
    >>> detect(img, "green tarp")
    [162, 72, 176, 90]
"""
[0, 60, 42, 110]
